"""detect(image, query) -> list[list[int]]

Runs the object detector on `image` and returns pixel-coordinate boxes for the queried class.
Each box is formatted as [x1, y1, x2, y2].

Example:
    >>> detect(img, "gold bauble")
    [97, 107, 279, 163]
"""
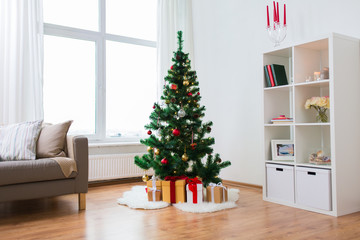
[147, 146, 153, 152]
[197, 104, 200, 108]
[182, 153, 189, 161]
[174, 170, 177, 174]
[154, 148, 160, 155]
[183, 80, 189, 86]
[142, 174, 149, 182]
[165, 100, 170, 104]
[188, 100, 191, 103]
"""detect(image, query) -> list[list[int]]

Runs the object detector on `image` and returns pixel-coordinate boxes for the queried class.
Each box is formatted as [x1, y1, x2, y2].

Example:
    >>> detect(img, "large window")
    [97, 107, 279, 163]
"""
[43, 0, 157, 141]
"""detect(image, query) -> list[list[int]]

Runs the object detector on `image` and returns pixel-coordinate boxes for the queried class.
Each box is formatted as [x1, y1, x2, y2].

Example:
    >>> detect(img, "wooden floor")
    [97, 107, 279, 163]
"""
[1, 183, 360, 240]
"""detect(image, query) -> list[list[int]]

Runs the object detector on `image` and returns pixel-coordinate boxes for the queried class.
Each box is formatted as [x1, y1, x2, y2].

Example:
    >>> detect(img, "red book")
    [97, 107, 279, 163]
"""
[267, 65, 275, 87]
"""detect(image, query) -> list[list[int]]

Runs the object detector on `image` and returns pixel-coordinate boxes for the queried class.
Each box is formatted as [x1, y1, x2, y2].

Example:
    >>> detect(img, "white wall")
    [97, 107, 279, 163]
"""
[192, 0, 360, 185]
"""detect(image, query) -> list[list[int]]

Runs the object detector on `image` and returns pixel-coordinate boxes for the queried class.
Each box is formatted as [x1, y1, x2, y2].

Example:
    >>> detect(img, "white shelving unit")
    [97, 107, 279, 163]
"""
[262, 33, 360, 216]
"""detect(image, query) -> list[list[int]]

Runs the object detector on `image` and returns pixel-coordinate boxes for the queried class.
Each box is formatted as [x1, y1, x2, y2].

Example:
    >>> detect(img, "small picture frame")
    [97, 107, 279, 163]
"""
[271, 140, 294, 161]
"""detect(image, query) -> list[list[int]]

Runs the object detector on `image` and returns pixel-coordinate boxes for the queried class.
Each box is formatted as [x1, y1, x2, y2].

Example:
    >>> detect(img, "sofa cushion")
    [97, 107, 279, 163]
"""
[36, 120, 73, 158]
[0, 158, 77, 186]
[0, 120, 43, 161]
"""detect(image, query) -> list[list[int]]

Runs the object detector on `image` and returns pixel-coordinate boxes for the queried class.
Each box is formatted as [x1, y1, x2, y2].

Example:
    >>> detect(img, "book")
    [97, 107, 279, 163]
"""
[266, 65, 275, 87]
[271, 120, 293, 124]
[264, 66, 271, 87]
[271, 64, 288, 86]
[271, 115, 293, 124]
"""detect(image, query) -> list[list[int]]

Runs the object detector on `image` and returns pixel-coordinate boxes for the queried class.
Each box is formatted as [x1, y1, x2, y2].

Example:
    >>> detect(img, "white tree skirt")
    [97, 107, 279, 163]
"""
[117, 185, 239, 213]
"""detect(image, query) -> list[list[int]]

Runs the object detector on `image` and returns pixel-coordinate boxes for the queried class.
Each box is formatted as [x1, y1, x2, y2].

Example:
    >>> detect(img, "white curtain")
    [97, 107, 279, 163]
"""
[0, 0, 44, 124]
[157, 0, 194, 99]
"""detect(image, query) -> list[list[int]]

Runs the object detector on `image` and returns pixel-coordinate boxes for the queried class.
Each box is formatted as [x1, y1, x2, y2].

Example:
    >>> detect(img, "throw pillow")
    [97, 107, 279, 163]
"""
[0, 120, 43, 161]
[36, 120, 73, 158]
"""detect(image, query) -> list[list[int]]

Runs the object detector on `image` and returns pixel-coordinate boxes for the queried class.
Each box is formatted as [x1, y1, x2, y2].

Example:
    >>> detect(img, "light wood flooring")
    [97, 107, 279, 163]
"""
[1, 182, 360, 240]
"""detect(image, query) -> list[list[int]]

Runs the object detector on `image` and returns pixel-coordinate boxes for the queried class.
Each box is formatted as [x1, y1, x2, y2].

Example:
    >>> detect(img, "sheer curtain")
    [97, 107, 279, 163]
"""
[157, 0, 194, 99]
[0, 0, 44, 124]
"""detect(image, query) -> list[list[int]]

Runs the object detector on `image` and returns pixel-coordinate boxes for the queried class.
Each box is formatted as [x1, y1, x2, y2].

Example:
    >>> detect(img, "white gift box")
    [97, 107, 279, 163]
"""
[186, 183, 203, 204]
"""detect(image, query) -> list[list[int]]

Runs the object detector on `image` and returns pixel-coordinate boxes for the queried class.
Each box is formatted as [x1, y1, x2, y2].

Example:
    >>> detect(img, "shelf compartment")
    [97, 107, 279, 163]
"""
[264, 126, 292, 161]
[294, 83, 330, 123]
[293, 38, 329, 84]
[295, 125, 331, 166]
[266, 163, 295, 203]
[264, 87, 292, 124]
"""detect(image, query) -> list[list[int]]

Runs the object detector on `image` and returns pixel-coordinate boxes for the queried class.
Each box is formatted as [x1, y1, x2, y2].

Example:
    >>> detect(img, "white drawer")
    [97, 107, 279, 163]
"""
[296, 167, 332, 211]
[266, 164, 295, 203]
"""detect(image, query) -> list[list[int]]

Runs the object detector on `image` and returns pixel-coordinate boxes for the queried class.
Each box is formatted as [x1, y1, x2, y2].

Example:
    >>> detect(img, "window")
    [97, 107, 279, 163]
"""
[43, 0, 157, 141]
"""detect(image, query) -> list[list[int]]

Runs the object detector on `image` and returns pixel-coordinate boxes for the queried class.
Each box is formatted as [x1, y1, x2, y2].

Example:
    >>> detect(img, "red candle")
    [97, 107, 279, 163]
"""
[273, 1, 276, 22]
[267, 6, 270, 27]
[284, 4, 286, 25]
[277, 2, 279, 22]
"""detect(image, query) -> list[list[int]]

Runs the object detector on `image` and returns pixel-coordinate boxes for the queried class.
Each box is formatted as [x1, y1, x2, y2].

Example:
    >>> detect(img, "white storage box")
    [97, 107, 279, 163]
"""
[296, 167, 332, 211]
[266, 164, 295, 203]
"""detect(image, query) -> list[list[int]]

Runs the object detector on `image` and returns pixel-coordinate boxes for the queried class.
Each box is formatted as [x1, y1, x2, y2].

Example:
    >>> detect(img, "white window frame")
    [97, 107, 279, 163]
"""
[43, 0, 157, 142]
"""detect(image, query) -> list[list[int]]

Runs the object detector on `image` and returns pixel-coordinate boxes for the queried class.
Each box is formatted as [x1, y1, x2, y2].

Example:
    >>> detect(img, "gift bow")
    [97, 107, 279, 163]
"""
[148, 175, 160, 202]
[164, 175, 188, 203]
[209, 182, 227, 203]
[187, 177, 202, 204]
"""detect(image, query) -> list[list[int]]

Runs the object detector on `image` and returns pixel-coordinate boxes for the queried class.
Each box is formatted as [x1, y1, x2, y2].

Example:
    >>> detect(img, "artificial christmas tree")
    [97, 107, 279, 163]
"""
[135, 31, 231, 187]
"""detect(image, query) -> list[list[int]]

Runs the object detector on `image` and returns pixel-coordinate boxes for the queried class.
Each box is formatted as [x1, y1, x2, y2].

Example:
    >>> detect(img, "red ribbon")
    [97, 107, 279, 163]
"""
[164, 175, 187, 203]
[187, 177, 202, 204]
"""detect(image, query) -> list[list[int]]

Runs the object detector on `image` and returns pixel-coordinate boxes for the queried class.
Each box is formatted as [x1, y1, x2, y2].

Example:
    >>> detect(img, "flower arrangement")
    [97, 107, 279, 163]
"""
[304, 96, 330, 123]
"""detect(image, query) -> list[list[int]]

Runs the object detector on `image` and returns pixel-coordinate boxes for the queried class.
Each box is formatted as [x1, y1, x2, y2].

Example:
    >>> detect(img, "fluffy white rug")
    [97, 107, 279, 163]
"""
[117, 185, 239, 213]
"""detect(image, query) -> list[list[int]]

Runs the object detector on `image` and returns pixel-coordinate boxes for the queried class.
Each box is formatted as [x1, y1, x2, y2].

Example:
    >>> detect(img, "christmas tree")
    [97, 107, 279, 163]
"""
[135, 31, 231, 187]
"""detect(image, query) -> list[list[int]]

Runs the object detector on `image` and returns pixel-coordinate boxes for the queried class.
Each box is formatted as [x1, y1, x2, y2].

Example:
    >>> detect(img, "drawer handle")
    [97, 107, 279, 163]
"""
[307, 171, 316, 176]
[276, 168, 283, 172]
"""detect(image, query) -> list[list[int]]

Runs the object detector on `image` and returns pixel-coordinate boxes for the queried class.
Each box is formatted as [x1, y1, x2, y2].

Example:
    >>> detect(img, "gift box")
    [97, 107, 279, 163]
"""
[186, 177, 203, 204]
[206, 183, 228, 203]
[162, 177, 187, 203]
[146, 179, 162, 202]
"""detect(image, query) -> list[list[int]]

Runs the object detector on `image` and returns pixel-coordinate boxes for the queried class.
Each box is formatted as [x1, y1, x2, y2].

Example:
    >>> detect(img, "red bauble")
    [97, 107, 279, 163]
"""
[147, 130, 152, 135]
[171, 84, 177, 90]
[153, 105, 155, 109]
[171, 65, 174, 70]
[172, 129, 180, 136]
[190, 143, 197, 150]
[187, 92, 193, 96]
[161, 158, 169, 164]
[197, 92, 200, 95]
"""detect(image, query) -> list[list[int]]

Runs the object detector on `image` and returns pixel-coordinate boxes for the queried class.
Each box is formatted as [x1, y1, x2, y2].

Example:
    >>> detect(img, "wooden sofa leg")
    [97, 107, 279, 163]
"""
[78, 193, 86, 210]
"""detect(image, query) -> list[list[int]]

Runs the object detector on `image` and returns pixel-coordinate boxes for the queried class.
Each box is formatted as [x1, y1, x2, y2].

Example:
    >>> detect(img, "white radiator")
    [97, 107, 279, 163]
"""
[89, 153, 153, 181]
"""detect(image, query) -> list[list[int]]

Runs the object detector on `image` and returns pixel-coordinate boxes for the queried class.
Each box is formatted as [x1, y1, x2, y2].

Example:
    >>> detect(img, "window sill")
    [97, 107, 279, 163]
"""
[89, 141, 143, 148]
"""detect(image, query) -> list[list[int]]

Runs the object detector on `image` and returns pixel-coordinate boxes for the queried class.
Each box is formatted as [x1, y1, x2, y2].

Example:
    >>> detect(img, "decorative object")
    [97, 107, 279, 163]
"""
[321, 67, 329, 79]
[172, 128, 180, 136]
[309, 150, 331, 165]
[314, 72, 321, 81]
[186, 177, 203, 204]
[304, 96, 330, 123]
[162, 176, 187, 203]
[206, 182, 228, 203]
[271, 140, 294, 161]
[142, 174, 149, 182]
[271, 114, 293, 124]
[117, 185, 239, 212]
[266, 1, 287, 47]
[146, 176, 162, 202]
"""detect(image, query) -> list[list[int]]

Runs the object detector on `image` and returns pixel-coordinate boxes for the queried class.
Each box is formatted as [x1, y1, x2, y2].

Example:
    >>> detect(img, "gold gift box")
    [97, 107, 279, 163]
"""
[206, 185, 228, 203]
[162, 179, 186, 203]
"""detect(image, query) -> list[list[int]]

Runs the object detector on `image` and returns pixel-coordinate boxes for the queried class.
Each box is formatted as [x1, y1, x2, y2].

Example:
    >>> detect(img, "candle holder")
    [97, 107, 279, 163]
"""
[267, 23, 287, 47]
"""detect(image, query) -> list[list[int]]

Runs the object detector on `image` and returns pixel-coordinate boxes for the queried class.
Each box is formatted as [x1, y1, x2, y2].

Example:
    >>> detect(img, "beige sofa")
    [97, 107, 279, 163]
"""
[0, 135, 88, 210]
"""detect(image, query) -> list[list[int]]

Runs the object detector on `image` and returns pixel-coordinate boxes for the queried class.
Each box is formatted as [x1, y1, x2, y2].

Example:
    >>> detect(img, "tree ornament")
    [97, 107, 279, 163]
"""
[142, 174, 149, 182]
[194, 114, 199, 118]
[172, 128, 180, 136]
[153, 105, 155, 109]
[183, 80, 189, 86]
[197, 104, 200, 108]
[188, 100, 191, 103]
[154, 148, 160, 155]
[176, 55, 180, 60]
[165, 100, 170, 104]
[171, 98, 176, 103]
[161, 158, 169, 164]
[147, 146, 153, 152]
[207, 127, 212, 132]
[182, 153, 189, 161]
[186, 59, 189, 63]
[147, 130, 152, 135]
[190, 143, 197, 150]
[197, 92, 200, 95]
[178, 108, 186, 118]
[216, 158, 222, 163]
[187, 92, 193, 96]
[171, 65, 174, 70]
[171, 84, 177, 90]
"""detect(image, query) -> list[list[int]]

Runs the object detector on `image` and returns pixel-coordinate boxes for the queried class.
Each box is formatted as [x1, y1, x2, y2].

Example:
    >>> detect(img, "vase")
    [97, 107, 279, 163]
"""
[316, 108, 328, 123]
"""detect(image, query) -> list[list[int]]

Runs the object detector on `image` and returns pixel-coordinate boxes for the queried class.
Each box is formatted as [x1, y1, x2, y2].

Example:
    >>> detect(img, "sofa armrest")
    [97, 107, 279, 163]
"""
[67, 135, 88, 193]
